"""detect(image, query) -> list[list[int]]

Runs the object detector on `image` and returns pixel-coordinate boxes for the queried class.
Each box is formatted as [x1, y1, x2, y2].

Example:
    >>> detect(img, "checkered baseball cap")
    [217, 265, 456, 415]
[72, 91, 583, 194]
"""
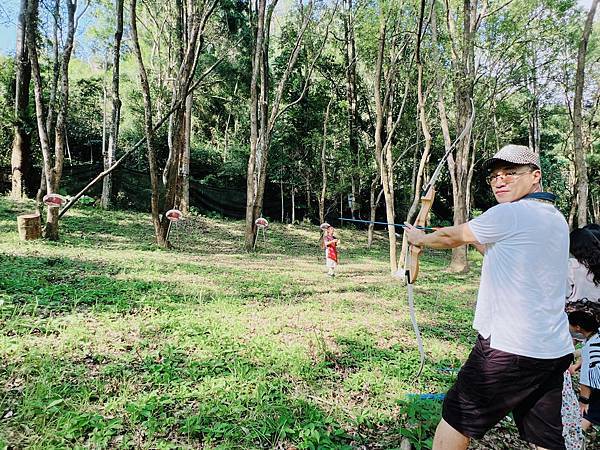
[482, 144, 541, 172]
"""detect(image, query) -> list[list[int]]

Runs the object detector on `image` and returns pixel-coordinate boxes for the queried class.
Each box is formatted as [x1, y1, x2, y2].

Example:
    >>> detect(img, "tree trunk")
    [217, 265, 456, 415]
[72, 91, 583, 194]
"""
[132, 0, 215, 246]
[101, 0, 124, 209]
[572, 0, 598, 227]
[591, 191, 599, 224]
[368, 184, 383, 249]
[280, 179, 284, 222]
[180, 92, 192, 213]
[399, 61, 432, 272]
[405, 64, 432, 222]
[131, 0, 166, 246]
[245, 0, 268, 250]
[305, 176, 311, 218]
[44, 0, 75, 240]
[344, 0, 359, 213]
[291, 185, 296, 224]
[319, 97, 333, 224]
[26, 0, 76, 241]
[374, 16, 397, 274]
[11, 0, 32, 199]
[368, 183, 376, 248]
[245, 0, 318, 250]
[443, 0, 477, 273]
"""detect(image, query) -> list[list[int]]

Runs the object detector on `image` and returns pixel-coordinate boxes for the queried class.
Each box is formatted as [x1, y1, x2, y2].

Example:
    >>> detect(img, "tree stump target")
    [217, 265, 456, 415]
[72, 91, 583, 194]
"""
[17, 213, 42, 240]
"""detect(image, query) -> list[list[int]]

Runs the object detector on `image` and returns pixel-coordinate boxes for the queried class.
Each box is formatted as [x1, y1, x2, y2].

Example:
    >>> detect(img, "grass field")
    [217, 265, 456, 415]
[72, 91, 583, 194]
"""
[1, 196, 591, 449]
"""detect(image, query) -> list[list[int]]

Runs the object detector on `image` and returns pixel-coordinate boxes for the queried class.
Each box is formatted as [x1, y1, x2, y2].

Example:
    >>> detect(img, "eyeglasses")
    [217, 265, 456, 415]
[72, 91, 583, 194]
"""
[485, 169, 533, 186]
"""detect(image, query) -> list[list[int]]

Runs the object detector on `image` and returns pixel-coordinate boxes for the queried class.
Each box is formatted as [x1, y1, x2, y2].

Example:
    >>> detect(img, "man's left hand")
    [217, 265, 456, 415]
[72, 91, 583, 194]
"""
[404, 223, 426, 247]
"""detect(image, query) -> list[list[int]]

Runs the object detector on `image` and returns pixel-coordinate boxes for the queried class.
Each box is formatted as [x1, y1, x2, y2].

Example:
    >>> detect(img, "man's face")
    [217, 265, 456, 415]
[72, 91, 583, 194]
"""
[487, 163, 541, 203]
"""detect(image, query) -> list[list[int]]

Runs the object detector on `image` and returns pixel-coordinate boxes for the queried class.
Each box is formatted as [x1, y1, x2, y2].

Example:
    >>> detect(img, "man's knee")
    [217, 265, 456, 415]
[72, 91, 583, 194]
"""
[432, 419, 470, 450]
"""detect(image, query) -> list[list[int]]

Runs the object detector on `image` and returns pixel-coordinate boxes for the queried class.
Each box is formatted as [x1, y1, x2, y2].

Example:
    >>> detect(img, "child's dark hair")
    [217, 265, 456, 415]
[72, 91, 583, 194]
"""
[570, 227, 600, 286]
[585, 223, 600, 237]
[568, 310, 600, 333]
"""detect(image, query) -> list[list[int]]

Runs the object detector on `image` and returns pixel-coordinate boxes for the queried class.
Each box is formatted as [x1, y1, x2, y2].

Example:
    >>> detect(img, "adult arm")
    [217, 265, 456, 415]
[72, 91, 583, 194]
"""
[404, 223, 481, 249]
[579, 384, 592, 415]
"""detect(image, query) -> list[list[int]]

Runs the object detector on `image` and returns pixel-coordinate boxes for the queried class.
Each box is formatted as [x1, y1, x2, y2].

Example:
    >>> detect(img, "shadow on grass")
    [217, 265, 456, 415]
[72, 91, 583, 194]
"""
[314, 331, 458, 391]
[0, 348, 357, 449]
[0, 251, 333, 328]
[0, 253, 223, 323]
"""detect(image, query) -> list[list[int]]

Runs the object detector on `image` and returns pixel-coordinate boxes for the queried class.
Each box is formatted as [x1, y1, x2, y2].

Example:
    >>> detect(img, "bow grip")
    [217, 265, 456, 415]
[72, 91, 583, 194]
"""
[407, 187, 436, 283]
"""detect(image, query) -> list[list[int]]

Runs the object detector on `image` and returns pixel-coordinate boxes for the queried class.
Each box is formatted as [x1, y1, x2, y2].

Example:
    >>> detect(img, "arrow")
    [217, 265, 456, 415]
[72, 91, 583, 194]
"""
[339, 217, 438, 231]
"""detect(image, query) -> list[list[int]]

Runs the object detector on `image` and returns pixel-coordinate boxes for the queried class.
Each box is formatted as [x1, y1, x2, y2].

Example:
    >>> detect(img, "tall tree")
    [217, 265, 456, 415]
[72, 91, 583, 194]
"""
[245, 0, 331, 250]
[26, 0, 80, 240]
[344, 0, 360, 218]
[443, 0, 478, 272]
[11, 0, 32, 199]
[132, 0, 217, 246]
[100, 0, 124, 209]
[373, 2, 414, 274]
[318, 96, 334, 224]
[572, 0, 599, 227]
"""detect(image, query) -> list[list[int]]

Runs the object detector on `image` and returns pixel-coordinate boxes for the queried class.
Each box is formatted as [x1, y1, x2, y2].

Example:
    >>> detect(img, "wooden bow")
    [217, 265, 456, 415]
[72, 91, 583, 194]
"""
[401, 100, 475, 378]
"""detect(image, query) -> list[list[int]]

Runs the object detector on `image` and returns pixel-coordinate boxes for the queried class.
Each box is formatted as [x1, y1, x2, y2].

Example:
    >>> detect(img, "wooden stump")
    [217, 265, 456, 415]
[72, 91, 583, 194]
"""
[17, 213, 42, 240]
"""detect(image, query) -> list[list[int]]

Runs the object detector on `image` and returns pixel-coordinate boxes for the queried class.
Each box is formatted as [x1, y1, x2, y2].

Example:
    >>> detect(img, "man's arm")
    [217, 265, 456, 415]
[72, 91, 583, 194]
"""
[404, 222, 481, 249]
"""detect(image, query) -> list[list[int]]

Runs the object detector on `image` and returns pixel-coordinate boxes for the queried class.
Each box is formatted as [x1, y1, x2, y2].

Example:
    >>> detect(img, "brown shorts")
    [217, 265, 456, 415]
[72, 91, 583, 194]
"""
[442, 335, 572, 449]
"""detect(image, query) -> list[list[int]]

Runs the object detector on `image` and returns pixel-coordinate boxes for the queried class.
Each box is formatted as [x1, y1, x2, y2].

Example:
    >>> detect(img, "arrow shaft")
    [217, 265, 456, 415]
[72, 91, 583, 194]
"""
[339, 217, 437, 231]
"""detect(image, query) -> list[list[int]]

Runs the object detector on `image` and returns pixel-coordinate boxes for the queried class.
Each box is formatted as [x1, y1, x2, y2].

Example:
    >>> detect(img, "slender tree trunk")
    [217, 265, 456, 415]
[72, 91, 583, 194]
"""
[344, 0, 359, 214]
[305, 176, 311, 217]
[101, 0, 124, 209]
[572, 0, 598, 227]
[367, 184, 383, 248]
[132, 0, 215, 246]
[180, 92, 192, 213]
[26, 0, 76, 241]
[280, 179, 284, 222]
[245, 0, 268, 250]
[245, 0, 318, 250]
[405, 64, 432, 222]
[591, 191, 599, 224]
[291, 185, 296, 224]
[11, 0, 32, 199]
[374, 16, 397, 273]
[443, 0, 476, 273]
[368, 183, 376, 248]
[319, 97, 333, 224]
[131, 0, 166, 246]
[45, 0, 76, 240]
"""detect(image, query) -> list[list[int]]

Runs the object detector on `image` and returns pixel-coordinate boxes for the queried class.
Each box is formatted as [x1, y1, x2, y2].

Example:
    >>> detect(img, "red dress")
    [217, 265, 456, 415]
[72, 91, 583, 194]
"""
[325, 235, 338, 263]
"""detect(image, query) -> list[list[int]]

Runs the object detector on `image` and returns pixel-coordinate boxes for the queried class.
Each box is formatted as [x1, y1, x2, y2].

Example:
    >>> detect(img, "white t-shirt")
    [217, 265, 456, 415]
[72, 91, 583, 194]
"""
[468, 199, 574, 359]
[566, 258, 600, 304]
[580, 332, 600, 389]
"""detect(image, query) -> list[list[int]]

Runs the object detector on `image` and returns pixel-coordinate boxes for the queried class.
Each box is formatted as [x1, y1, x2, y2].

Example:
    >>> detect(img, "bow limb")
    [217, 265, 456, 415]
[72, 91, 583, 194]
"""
[406, 264, 425, 379]
[402, 187, 435, 379]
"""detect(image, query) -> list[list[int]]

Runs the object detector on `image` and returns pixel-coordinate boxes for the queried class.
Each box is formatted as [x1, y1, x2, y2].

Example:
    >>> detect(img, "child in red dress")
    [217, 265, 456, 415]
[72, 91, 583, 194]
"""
[323, 225, 339, 277]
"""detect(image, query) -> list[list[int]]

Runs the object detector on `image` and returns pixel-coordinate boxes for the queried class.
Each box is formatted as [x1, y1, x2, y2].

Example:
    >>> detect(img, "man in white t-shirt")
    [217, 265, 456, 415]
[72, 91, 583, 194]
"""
[405, 144, 574, 450]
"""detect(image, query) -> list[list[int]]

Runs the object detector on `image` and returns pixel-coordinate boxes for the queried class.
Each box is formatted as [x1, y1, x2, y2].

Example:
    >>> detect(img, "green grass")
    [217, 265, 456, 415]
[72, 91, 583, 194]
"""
[0, 196, 486, 449]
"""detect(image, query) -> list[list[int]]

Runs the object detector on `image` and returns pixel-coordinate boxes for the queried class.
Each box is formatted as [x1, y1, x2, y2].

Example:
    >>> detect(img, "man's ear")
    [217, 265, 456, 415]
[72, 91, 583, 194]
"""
[532, 169, 542, 184]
